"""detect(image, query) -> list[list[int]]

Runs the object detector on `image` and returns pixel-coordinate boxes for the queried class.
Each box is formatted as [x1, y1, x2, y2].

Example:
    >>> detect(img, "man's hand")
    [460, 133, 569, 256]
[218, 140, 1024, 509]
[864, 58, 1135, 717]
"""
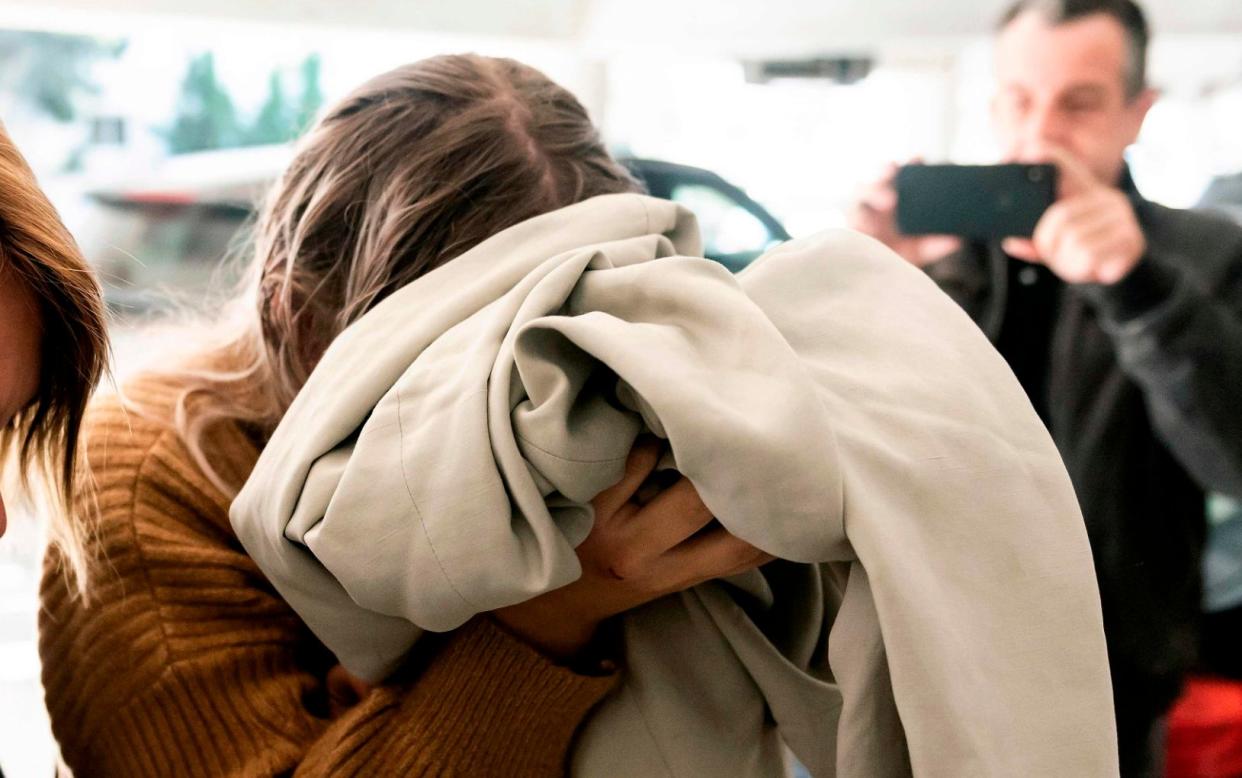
[1002, 147, 1145, 285]
[848, 161, 963, 268]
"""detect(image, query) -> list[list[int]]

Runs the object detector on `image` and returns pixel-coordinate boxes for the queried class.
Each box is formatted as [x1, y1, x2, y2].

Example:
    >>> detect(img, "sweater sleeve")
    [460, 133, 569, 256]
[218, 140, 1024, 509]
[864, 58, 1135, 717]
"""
[39, 398, 617, 777]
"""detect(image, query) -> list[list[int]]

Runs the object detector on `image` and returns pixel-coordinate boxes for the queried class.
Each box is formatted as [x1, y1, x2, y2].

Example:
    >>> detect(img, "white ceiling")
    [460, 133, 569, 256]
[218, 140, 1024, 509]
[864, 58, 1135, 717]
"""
[585, 0, 1242, 54]
[4, 0, 1242, 56]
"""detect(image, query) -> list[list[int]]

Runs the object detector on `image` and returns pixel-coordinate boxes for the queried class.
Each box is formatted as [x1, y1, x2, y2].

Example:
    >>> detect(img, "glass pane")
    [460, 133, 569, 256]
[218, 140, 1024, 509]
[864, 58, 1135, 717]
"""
[669, 183, 773, 257]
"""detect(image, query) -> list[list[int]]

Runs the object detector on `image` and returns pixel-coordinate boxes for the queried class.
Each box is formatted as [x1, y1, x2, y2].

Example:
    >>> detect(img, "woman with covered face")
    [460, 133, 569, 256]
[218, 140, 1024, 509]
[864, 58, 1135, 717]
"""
[38, 55, 768, 776]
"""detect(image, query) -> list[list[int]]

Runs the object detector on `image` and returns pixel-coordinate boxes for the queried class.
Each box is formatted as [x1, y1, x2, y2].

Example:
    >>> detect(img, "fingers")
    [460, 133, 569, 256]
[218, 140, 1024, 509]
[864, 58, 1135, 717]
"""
[851, 160, 964, 266]
[661, 526, 772, 590]
[849, 162, 900, 228]
[847, 201, 895, 243]
[1067, 211, 1129, 248]
[1096, 254, 1138, 285]
[616, 478, 716, 570]
[591, 436, 661, 520]
[859, 179, 898, 212]
[850, 187, 898, 240]
[1042, 144, 1099, 199]
[1026, 194, 1103, 260]
[878, 159, 902, 187]
[565, 470, 777, 626]
[914, 234, 964, 266]
[1031, 200, 1073, 260]
[1002, 237, 1040, 261]
[1022, 189, 1142, 282]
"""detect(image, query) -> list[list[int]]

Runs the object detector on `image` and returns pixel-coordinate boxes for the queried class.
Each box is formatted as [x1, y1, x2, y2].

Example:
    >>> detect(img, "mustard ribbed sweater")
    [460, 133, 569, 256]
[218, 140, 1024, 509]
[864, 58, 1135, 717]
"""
[39, 376, 617, 776]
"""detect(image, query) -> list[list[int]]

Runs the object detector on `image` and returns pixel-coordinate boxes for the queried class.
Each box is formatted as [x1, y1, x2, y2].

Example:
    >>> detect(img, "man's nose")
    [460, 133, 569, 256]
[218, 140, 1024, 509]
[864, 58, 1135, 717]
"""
[1025, 104, 1068, 151]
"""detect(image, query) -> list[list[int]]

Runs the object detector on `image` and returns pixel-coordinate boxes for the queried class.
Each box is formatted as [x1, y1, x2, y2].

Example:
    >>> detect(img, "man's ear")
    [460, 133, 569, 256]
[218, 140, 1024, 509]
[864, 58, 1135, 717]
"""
[1125, 87, 1158, 144]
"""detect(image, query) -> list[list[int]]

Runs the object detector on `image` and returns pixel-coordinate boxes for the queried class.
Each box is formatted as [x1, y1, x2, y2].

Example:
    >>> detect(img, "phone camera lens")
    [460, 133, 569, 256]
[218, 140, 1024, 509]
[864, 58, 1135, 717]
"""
[1028, 167, 1044, 183]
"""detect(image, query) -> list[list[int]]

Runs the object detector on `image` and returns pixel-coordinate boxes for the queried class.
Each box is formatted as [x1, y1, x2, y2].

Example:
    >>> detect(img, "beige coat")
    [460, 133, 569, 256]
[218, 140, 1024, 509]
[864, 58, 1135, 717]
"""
[232, 193, 1118, 777]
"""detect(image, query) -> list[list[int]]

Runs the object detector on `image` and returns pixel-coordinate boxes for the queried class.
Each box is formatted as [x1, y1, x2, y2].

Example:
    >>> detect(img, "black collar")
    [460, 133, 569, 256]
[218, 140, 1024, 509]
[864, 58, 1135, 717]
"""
[1117, 164, 1149, 217]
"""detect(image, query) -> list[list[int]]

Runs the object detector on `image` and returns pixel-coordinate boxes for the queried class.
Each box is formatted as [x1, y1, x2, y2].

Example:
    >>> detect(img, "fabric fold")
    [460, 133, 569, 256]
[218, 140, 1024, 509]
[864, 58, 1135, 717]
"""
[232, 193, 1117, 777]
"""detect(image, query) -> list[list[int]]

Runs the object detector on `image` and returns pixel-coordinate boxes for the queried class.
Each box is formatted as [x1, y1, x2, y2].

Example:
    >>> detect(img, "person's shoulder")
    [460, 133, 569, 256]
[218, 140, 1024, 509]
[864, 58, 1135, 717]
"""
[1139, 200, 1242, 291]
[1143, 198, 1242, 240]
[84, 372, 183, 451]
[82, 372, 247, 546]
[82, 374, 196, 495]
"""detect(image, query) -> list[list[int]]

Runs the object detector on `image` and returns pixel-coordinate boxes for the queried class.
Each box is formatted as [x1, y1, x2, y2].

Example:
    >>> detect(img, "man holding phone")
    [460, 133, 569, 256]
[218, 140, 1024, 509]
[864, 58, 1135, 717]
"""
[850, 1, 1242, 774]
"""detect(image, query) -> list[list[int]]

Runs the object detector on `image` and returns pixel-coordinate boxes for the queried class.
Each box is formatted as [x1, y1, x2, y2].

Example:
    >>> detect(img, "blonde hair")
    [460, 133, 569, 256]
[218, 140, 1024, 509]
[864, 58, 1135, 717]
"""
[0, 123, 109, 594]
[143, 54, 639, 496]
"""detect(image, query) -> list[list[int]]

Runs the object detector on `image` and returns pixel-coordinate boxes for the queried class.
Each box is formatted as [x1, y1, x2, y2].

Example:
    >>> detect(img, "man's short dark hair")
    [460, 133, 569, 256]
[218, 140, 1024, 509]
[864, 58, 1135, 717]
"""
[998, 0, 1150, 100]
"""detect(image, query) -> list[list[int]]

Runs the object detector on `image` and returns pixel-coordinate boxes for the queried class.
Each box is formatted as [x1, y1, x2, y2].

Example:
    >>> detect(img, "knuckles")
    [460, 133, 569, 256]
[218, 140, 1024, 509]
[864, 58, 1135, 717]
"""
[605, 549, 647, 582]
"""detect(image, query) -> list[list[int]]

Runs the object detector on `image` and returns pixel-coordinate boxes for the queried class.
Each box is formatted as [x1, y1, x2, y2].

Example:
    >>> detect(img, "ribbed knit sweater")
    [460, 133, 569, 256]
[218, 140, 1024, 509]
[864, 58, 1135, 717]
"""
[39, 376, 618, 776]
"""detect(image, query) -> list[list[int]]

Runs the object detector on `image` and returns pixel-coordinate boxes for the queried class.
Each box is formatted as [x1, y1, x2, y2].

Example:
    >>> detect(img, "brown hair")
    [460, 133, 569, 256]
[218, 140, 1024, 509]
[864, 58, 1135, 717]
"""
[0, 123, 109, 591]
[998, 0, 1150, 99]
[148, 54, 640, 495]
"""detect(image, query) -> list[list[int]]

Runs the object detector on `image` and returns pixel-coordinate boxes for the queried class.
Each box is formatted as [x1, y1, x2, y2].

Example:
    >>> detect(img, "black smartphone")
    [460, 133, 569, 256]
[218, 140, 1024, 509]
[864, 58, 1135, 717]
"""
[894, 163, 1057, 240]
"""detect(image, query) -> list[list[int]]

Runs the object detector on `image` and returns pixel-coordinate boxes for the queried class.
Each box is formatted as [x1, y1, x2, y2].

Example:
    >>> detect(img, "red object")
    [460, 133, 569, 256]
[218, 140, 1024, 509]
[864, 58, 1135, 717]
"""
[119, 191, 197, 205]
[1166, 676, 1242, 778]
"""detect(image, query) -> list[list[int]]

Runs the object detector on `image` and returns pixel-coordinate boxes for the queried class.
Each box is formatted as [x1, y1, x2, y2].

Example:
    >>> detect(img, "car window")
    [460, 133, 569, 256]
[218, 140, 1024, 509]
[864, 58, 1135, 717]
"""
[75, 198, 251, 311]
[668, 183, 779, 270]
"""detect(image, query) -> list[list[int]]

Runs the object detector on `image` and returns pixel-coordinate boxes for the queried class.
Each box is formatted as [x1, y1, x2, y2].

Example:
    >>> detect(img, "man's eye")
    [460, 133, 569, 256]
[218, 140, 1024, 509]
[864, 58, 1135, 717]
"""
[1064, 99, 1101, 113]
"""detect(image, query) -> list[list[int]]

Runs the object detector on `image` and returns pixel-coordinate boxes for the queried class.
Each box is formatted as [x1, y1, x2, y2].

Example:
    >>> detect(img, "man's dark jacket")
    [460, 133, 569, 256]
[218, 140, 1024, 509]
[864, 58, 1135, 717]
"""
[922, 173, 1242, 720]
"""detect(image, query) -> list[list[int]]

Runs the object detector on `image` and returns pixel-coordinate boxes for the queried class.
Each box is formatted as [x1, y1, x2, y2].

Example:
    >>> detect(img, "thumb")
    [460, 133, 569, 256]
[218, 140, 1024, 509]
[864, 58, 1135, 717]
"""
[1043, 145, 1099, 199]
[1002, 237, 1041, 261]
